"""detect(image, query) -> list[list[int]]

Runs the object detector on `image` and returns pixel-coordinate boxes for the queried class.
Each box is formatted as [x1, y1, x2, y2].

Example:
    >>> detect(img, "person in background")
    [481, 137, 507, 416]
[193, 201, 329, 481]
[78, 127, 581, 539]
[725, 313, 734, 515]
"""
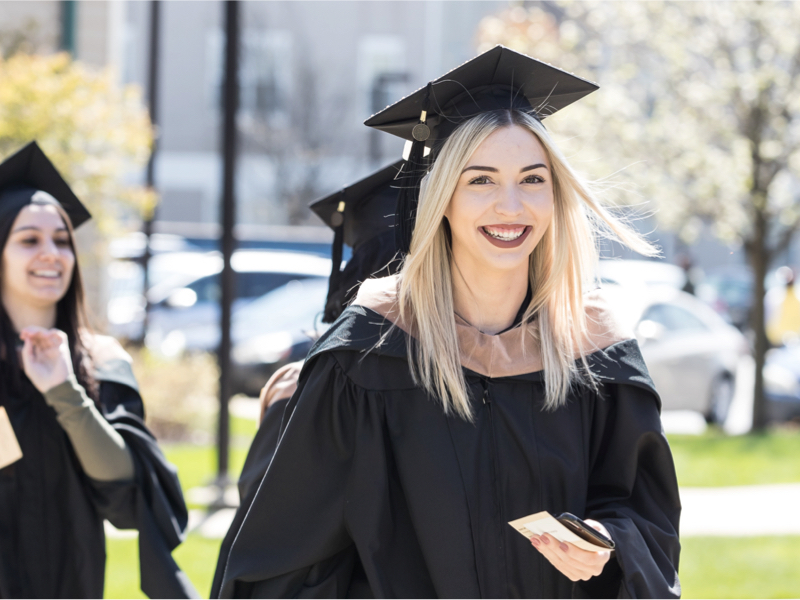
[766, 266, 800, 346]
[0, 142, 197, 599]
[211, 160, 404, 595]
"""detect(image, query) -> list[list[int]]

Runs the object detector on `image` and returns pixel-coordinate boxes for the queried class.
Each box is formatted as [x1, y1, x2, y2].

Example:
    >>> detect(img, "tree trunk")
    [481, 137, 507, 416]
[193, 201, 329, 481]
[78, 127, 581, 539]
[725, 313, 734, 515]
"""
[747, 212, 770, 432]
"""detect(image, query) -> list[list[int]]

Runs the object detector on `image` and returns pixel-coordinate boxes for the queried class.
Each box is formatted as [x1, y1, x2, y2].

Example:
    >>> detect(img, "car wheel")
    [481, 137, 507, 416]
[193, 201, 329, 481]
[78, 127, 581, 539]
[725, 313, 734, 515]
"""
[706, 374, 734, 425]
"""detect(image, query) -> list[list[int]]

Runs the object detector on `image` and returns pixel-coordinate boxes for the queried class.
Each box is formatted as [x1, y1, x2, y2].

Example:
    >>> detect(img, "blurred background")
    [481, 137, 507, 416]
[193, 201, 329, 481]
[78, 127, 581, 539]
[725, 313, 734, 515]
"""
[2, 1, 800, 597]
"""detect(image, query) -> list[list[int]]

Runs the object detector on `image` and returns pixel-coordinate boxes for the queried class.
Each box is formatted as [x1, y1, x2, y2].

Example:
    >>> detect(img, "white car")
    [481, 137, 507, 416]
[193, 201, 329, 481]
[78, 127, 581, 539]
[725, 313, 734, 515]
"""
[600, 284, 749, 423]
[108, 249, 331, 351]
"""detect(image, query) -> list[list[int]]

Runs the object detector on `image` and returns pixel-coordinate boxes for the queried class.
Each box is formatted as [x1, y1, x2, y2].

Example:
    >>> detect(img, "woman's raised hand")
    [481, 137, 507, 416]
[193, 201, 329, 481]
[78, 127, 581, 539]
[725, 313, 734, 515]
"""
[19, 326, 74, 393]
[530, 518, 612, 582]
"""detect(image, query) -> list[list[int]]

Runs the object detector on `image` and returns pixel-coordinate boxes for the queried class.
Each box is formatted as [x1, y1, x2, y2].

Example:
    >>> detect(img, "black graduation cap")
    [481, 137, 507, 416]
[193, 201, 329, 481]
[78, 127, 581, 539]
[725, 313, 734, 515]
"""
[0, 141, 91, 229]
[364, 45, 598, 253]
[310, 160, 403, 323]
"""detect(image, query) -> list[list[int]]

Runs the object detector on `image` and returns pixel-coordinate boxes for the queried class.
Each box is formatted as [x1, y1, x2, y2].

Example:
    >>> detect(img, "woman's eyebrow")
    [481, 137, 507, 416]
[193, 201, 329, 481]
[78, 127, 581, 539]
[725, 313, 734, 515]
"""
[461, 164, 549, 174]
[12, 226, 68, 233]
[461, 165, 498, 174]
[520, 163, 548, 173]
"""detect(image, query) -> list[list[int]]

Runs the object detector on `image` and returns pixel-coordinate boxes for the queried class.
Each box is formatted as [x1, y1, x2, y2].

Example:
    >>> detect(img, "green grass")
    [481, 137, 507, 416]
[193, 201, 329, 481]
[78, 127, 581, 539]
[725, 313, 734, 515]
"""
[668, 428, 800, 487]
[680, 536, 800, 598]
[105, 534, 223, 598]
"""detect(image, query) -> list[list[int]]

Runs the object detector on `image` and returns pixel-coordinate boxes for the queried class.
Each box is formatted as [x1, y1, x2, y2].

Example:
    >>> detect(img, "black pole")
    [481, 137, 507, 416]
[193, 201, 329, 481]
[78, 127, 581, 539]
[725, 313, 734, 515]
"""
[60, 1, 77, 55]
[216, 0, 239, 491]
[140, 0, 161, 344]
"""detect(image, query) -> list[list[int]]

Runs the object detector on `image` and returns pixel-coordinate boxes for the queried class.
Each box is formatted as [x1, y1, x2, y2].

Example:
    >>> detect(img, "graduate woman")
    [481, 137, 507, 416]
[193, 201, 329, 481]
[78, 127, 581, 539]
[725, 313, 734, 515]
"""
[0, 142, 197, 598]
[216, 46, 681, 599]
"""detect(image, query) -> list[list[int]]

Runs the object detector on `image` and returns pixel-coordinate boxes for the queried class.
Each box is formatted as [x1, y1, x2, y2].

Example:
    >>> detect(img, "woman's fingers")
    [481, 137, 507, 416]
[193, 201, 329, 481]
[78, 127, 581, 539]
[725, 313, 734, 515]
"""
[18, 328, 74, 393]
[531, 534, 610, 581]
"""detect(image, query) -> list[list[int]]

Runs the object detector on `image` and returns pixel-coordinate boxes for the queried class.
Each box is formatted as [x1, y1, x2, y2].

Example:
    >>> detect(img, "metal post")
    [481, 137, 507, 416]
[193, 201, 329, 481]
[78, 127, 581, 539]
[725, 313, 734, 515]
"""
[60, 1, 77, 55]
[140, 0, 161, 344]
[216, 0, 240, 493]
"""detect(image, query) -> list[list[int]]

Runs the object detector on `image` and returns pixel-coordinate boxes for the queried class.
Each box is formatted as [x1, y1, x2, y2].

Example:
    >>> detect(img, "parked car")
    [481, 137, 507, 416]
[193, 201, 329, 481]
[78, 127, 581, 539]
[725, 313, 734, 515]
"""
[596, 259, 687, 289]
[107, 250, 222, 339]
[601, 283, 749, 424]
[230, 277, 331, 396]
[143, 250, 331, 355]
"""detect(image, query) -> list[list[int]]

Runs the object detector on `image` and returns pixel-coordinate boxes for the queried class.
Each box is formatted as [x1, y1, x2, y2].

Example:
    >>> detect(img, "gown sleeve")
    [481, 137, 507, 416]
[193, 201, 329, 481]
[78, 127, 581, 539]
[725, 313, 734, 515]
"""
[42, 374, 135, 481]
[215, 352, 365, 599]
[89, 357, 200, 599]
[578, 373, 682, 599]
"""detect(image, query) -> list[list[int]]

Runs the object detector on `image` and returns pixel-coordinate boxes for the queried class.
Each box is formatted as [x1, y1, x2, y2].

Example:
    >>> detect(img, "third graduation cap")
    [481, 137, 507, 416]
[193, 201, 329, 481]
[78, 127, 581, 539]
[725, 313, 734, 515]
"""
[0, 141, 91, 229]
[310, 160, 403, 323]
[364, 45, 598, 253]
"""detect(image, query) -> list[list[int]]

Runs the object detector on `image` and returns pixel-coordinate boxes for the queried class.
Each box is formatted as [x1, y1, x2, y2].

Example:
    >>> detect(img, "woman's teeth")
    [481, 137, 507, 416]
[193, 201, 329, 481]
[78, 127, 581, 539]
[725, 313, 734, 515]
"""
[32, 270, 60, 278]
[483, 226, 525, 241]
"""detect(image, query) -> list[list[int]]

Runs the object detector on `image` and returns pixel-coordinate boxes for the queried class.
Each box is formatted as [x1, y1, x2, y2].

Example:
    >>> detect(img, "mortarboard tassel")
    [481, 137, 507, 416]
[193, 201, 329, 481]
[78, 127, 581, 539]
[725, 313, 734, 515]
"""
[323, 194, 346, 323]
[395, 83, 432, 255]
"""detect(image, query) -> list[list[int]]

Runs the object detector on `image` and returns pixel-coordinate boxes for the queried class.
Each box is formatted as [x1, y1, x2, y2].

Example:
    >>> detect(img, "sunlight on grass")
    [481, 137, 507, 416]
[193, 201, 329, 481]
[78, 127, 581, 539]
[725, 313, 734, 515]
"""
[681, 536, 800, 598]
[668, 428, 800, 487]
[105, 534, 223, 598]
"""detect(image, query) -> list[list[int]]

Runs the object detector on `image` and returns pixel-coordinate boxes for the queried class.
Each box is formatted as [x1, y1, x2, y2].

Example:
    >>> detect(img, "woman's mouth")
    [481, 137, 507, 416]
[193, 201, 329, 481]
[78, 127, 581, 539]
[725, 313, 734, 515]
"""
[30, 269, 61, 280]
[480, 225, 532, 248]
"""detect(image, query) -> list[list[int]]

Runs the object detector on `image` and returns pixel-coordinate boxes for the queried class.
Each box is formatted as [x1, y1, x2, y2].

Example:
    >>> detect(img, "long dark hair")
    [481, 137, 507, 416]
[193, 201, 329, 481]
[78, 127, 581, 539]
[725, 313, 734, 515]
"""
[0, 202, 97, 403]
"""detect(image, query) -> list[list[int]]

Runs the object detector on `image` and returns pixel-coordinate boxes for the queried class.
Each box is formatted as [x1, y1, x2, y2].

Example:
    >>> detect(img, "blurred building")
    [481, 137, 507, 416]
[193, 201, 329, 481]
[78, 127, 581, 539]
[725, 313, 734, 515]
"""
[2, 1, 502, 233]
[1, 0, 756, 274]
[121, 1, 505, 233]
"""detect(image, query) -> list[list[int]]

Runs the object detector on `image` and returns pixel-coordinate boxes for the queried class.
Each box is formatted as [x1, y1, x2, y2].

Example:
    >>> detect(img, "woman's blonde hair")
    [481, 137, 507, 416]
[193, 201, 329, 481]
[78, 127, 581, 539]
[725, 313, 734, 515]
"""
[397, 109, 656, 420]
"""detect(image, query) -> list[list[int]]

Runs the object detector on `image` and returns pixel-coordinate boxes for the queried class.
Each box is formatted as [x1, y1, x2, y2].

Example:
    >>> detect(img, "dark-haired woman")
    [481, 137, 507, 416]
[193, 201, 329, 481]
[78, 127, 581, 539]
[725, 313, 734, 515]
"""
[0, 142, 197, 598]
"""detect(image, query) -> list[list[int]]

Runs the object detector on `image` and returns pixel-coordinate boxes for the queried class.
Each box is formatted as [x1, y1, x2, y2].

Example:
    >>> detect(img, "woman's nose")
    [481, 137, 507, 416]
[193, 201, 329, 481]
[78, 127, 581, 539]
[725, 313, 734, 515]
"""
[495, 185, 525, 217]
[38, 239, 60, 260]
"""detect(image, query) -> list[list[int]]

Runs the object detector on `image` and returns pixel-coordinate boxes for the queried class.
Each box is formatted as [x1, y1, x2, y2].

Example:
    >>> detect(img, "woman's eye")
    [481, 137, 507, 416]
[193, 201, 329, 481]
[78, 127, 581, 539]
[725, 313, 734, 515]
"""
[522, 174, 545, 184]
[468, 175, 492, 185]
[20, 238, 38, 246]
[55, 238, 71, 247]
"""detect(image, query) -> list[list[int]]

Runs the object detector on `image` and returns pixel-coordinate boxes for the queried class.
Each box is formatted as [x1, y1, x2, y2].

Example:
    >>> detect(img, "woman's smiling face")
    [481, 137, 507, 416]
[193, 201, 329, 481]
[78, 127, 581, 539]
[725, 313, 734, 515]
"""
[444, 124, 554, 276]
[1, 203, 75, 311]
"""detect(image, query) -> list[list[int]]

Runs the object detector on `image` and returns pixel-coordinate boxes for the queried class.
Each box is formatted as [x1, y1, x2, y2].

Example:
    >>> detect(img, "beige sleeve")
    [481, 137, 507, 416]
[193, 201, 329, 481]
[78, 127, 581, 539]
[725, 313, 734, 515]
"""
[43, 375, 135, 481]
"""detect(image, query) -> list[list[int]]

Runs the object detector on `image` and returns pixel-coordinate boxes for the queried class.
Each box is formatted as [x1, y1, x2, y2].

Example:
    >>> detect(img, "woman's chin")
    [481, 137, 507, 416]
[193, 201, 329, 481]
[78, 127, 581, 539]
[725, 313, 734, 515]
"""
[23, 289, 66, 308]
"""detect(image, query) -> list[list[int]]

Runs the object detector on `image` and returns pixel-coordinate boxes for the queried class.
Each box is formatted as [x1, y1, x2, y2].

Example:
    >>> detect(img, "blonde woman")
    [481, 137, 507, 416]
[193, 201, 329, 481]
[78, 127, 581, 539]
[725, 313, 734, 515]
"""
[215, 47, 680, 599]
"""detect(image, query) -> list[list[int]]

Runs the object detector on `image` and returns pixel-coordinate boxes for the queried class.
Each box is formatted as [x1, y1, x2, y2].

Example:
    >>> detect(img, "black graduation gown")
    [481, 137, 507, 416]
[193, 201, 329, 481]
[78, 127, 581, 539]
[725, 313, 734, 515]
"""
[214, 305, 682, 599]
[0, 358, 198, 599]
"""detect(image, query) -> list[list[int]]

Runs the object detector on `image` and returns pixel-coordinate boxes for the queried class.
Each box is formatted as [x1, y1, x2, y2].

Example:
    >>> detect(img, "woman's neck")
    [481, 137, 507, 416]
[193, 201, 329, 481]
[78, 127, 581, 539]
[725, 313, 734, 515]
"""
[451, 260, 529, 335]
[2, 295, 57, 333]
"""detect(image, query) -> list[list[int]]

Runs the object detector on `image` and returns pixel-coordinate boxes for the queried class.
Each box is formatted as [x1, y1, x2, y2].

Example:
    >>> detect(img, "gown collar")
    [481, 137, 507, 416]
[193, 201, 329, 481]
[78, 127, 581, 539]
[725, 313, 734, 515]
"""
[353, 275, 634, 379]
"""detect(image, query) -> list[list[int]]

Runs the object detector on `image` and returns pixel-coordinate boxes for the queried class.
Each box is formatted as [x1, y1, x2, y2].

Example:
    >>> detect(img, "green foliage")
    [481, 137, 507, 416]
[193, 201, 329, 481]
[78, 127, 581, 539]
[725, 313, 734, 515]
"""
[668, 428, 800, 487]
[0, 52, 155, 234]
[681, 536, 800, 599]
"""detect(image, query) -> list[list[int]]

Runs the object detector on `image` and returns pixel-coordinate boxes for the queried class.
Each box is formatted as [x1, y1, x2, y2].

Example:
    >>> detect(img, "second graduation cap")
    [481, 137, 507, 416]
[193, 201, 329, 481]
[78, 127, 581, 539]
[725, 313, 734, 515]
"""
[0, 141, 91, 229]
[364, 45, 598, 253]
[310, 160, 403, 323]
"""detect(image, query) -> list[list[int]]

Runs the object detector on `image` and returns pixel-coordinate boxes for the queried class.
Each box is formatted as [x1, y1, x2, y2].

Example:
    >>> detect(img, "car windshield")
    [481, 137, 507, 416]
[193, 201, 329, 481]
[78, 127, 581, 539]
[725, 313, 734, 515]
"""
[232, 277, 329, 339]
